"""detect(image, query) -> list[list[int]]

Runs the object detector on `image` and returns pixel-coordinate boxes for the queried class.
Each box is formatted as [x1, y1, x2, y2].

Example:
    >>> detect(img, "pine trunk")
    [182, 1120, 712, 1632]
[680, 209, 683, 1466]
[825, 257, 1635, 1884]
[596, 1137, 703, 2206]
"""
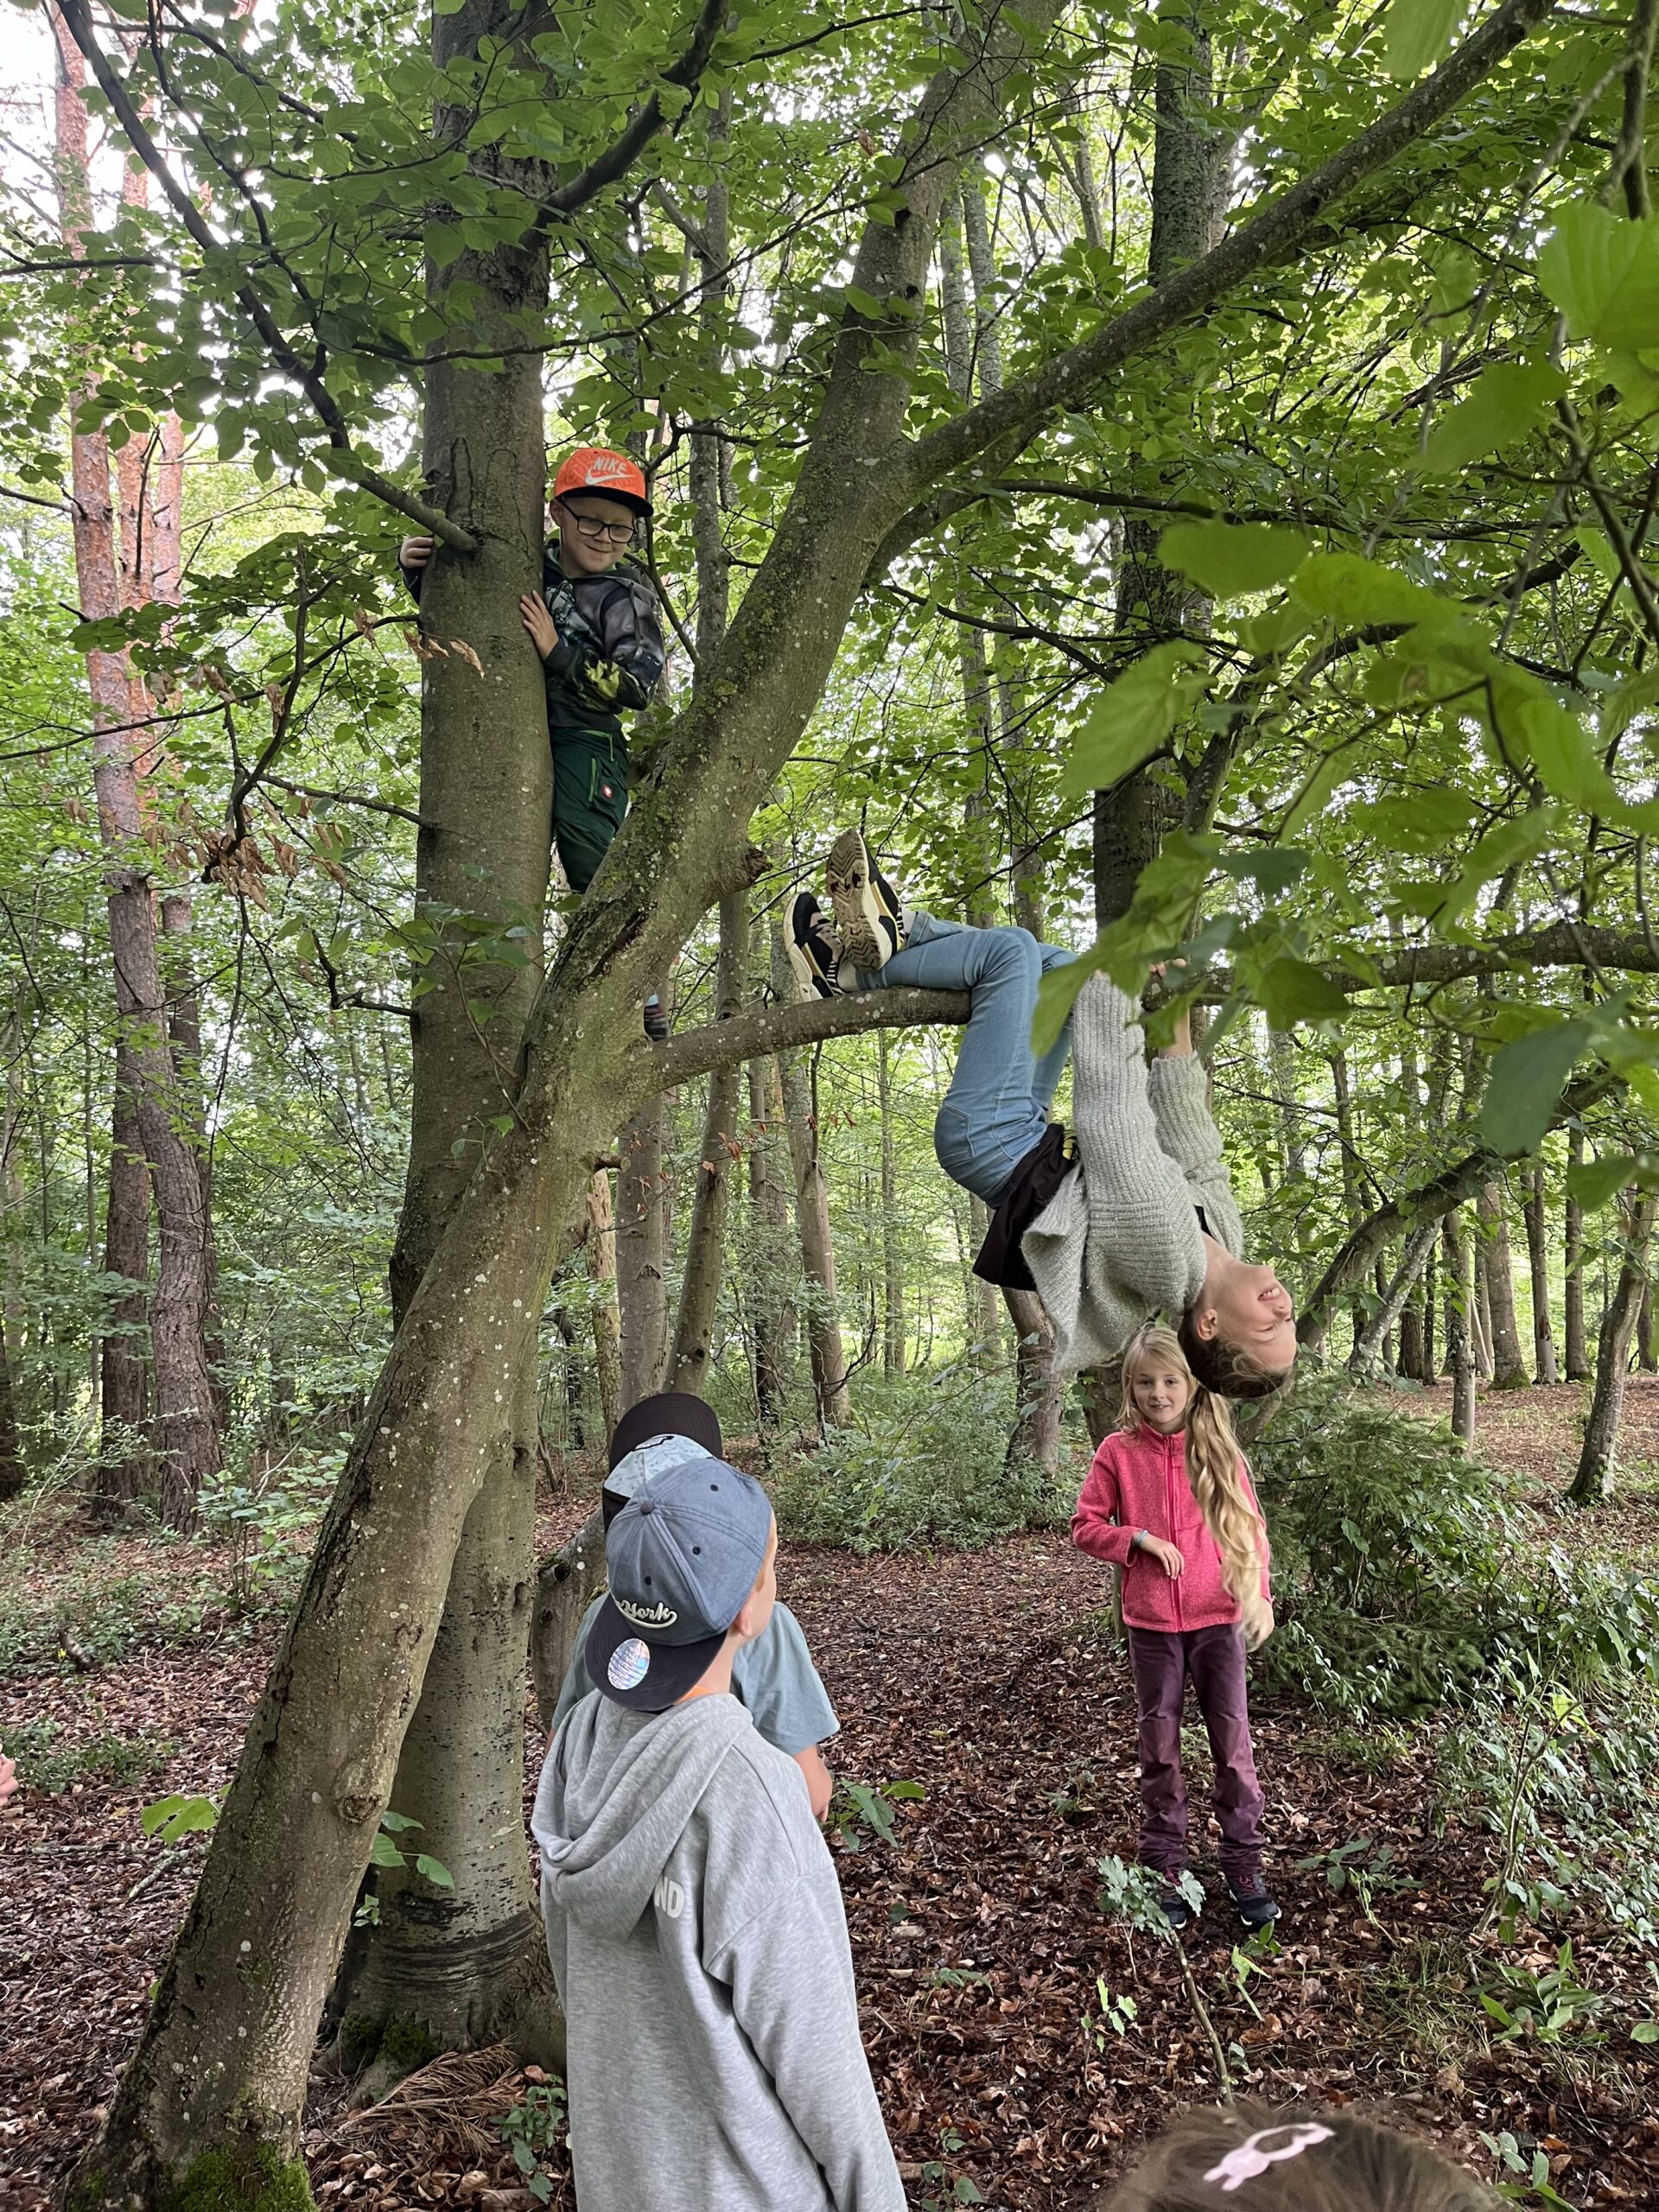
[1568, 1195, 1656, 1504]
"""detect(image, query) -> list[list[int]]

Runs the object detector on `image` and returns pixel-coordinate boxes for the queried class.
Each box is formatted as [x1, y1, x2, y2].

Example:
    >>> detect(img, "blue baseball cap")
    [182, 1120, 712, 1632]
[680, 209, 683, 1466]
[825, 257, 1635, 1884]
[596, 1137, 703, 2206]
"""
[587, 1457, 773, 1712]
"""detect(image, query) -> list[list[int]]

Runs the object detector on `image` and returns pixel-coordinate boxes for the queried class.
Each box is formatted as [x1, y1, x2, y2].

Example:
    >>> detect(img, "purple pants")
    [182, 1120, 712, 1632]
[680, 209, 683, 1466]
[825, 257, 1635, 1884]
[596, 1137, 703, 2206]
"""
[1126, 1624, 1266, 1885]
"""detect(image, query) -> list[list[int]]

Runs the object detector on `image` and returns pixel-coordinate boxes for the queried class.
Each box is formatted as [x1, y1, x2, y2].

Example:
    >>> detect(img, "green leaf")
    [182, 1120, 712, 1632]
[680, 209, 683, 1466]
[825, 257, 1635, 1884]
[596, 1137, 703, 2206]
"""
[378, 1808, 422, 1832]
[1382, 0, 1462, 79]
[1215, 847, 1308, 895]
[142, 1793, 219, 1842]
[1157, 520, 1310, 601]
[1631, 2020, 1659, 2044]
[1567, 1152, 1643, 1211]
[1254, 958, 1350, 1031]
[1431, 805, 1560, 925]
[369, 1831, 406, 1867]
[1537, 203, 1659, 352]
[1060, 641, 1206, 797]
[1290, 551, 1462, 632]
[1421, 362, 1567, 474]
[1478, 1020, 1594, 1154]
[414, 1853, 454, 1888]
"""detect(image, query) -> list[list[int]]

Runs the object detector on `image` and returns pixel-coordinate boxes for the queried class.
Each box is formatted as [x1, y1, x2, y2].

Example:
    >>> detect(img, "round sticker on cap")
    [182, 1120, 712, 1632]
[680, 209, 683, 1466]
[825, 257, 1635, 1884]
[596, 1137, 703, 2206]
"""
[607, 1637, 651, 1692]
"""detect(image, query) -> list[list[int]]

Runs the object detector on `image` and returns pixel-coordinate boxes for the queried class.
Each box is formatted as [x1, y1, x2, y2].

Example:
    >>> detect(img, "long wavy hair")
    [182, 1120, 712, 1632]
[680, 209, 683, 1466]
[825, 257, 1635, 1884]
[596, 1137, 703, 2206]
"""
[1118, 1324, 1272, 1649]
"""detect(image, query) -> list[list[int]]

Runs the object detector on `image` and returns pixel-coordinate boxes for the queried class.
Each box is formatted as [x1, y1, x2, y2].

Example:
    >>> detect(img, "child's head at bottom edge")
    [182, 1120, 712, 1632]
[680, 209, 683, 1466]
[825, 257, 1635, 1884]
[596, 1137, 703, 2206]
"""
[1105, 2101, 1495, 2211]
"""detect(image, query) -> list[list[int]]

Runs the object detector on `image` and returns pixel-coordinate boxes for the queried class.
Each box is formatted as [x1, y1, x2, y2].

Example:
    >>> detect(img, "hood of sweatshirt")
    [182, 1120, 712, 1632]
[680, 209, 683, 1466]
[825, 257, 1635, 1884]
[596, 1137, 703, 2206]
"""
[532, 1692, 753, 1942]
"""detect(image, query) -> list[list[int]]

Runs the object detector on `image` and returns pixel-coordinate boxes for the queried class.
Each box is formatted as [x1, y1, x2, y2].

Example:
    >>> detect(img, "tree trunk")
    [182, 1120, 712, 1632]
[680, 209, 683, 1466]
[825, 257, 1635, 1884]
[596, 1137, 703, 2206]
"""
[1444, 1208, 1477, 1446]
[669, 894, 746, 1391]
[97, 1048, 150, 1501]
[1525, 1163, 1559, 1385]
[1564, 1128, 1590, 1378]
[1568, 1194, 1656, 1504]
[747, 1050, 793, 1422]
[1004, 1284, 1062, 1476]
[616, 1096, 669, 1407]
[160, 890, 229, 1433]
[348, 31, 557, 2064]
[878, 1029, 906, 1376]
[55, 16, 219, 1525]
[584, 1169, 624, 1437]
[1478, 1183, 1529, 1388]
[1350, 1218, 1437, 1379]
[967, 1193, 1003, 1363]
[771, 934, 850, 1427]
[531, 1505, 606, 1732]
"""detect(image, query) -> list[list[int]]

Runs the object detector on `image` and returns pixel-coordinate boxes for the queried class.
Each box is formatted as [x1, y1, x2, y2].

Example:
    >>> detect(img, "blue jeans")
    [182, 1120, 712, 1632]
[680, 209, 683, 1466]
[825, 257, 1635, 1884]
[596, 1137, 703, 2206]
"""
[862, 912, 1074, 1206]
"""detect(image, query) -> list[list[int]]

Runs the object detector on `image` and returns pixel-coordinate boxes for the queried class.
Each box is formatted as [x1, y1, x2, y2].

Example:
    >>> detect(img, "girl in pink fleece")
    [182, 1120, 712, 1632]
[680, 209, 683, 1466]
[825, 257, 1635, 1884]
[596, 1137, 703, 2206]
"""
[1072, 1325, 1277, 1931]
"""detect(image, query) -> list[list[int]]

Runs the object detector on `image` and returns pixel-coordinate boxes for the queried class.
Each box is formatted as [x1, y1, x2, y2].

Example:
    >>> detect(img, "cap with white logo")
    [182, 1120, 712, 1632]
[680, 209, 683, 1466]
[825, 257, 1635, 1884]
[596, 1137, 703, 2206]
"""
[586, 1457, 772, 1713]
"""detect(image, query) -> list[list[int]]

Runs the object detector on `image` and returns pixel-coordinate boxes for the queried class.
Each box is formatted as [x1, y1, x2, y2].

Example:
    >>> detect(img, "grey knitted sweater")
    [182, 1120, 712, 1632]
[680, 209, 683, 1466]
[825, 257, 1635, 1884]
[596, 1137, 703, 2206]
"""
[1022, 974, 1243, 1376]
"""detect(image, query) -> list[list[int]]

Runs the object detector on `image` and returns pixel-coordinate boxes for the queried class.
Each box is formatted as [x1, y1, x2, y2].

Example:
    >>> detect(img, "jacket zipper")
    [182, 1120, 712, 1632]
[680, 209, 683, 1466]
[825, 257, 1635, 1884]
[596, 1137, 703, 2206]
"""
[1168, 1433, 1184, 1633]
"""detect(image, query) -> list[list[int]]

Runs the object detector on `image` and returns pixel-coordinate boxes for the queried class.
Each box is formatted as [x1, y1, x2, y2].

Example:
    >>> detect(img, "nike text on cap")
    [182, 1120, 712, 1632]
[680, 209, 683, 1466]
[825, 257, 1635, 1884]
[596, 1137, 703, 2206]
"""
[552, 447, 651, 515]
[586, 1458, 772, 1713]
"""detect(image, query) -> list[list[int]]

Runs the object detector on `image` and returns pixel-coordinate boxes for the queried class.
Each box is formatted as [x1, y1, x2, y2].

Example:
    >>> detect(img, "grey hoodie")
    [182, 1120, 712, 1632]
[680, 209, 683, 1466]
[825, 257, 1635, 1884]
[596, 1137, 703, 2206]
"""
[533, 1690, 904, 2212]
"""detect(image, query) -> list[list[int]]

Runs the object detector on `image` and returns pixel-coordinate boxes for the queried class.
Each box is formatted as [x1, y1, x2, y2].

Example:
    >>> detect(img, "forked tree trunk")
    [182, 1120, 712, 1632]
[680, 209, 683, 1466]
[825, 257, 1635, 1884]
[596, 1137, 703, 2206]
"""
[1525, 1163, 1559, 1385]
[670, 894, 746, 1390]
[1564, 1129, 1591, 1379]
[346, 48, 558, 2063]
[1568, 1195, 1656, 1504]
[1478, 1183, 1529, 1388]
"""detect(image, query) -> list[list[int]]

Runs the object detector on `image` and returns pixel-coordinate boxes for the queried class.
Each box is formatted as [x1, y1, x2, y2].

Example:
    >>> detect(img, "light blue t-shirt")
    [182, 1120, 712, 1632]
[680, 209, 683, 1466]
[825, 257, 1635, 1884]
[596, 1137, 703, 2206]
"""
[554, 1597, 838, 1755]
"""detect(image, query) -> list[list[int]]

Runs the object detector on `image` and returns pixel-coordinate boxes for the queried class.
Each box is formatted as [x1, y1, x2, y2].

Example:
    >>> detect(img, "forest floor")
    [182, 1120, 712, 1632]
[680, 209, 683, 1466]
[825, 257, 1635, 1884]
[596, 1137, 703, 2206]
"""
[5, 1380, 1659, 2210]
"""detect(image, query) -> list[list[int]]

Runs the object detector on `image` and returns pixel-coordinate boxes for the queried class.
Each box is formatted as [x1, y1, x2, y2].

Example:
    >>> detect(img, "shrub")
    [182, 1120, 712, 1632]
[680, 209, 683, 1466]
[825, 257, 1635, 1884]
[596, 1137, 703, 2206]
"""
[775, 1363, 1067, 1553]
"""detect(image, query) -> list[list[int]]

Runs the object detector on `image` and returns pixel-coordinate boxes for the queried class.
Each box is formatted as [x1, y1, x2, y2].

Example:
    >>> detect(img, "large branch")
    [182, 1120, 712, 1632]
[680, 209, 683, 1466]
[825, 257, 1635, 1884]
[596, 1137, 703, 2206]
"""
[53, 0, 480, 555]
[654, 986, 970, 1088]
[1297, 1072, 1617, 1340]
[904, 0, 1560, 493]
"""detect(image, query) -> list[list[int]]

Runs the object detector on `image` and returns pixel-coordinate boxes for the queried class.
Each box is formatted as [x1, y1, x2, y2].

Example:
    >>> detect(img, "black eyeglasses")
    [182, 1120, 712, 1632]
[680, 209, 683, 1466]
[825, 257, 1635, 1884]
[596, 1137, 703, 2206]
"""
[560, 506, 638, 547]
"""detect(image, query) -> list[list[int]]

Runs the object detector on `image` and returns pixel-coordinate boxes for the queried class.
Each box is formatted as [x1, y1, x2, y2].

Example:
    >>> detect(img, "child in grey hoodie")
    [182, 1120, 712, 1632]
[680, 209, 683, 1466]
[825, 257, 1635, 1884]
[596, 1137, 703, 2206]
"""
[532, 1455, 904, 2212]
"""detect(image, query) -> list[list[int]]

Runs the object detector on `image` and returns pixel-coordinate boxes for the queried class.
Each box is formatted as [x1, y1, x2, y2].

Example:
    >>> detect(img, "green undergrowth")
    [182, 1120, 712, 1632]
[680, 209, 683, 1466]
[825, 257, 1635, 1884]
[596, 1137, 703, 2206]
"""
[4, 1715, 175, 1791]
[774, 1363, 1071, 1553]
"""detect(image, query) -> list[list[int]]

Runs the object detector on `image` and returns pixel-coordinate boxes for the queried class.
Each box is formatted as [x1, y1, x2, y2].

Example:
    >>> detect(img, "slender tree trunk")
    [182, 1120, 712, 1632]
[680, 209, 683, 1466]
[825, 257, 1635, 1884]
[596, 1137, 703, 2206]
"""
[771, 934, 850, 1425]
[97, 1050, 150, 1500]
[1444, 1208, 1477, 1446]
[55, 16, 219, 1523]
[584, 1169, 623, 1435]
[1004, 1284, 1062, 1475]
[670, 894, 746, 1390]
[1564, 1128, 1590, 1378]
[617, 1095, 669, 1406]
[1568, 1195, 1656, 1503]
[1639, 1285, 1657, 1372]
[1478, 1183, 1529, 1388]
[346, 30, 557, 2063]
[1525, 1163, 1559, 1385]
[1351, 1218, 1437, 1378]
[0, 1305, 22, 1500]
[747, 1050, 792, 1422]
[967, 1193, 1003, 1363]
[878, 1029, 906, 1376]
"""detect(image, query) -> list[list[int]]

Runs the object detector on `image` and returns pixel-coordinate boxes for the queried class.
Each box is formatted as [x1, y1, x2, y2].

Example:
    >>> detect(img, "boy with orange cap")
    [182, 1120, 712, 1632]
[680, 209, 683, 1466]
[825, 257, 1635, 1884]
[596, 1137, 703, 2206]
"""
[401, 447, 670, 1032]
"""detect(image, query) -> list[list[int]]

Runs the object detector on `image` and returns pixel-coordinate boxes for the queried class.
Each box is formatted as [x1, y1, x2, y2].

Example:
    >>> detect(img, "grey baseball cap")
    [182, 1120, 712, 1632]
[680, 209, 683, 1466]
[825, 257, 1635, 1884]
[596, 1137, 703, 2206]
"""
[601, 1433, 712, 1529]
[587, 1457, 773, 1712]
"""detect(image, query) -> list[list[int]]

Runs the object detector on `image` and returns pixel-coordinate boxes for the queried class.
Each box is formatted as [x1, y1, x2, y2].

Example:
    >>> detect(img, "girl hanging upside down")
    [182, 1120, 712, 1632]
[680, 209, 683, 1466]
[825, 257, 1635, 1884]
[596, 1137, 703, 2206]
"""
[788, 830, 1297, 1395]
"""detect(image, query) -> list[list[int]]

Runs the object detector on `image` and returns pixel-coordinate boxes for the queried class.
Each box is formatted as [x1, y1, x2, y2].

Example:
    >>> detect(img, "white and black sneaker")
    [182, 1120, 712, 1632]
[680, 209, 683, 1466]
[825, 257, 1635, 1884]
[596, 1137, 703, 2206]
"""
[787, 893, 852, 1001]
[825, 830, 906, 972]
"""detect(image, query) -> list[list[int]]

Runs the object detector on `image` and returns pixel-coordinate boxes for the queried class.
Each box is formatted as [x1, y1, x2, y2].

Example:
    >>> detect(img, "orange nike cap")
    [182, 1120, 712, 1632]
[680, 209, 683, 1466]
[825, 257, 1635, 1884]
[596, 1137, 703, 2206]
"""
[552, 447, 651, 515]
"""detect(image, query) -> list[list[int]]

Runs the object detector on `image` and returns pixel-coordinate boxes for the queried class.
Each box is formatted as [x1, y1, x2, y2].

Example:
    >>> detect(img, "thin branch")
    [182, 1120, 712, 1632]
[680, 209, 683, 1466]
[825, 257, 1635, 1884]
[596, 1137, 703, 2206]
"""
[541, 0, 728, 219]
[905, 0, 1562, 492]
[654, 986, 971, 1088]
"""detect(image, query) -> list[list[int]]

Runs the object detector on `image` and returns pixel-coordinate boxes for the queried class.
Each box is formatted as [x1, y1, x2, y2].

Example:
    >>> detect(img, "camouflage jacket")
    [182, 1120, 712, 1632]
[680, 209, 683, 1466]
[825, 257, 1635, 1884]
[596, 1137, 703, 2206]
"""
[399, 549, 666, 743]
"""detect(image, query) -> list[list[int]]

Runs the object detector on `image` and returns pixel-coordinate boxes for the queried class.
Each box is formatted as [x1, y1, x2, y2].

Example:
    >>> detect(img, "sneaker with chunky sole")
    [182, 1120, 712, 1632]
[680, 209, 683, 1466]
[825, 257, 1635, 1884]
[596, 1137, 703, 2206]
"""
[1227, 1875, 1281, 1929]
[787, 893, 849, 1001]
[825, 830, 905, 972]
[1158, 1886, 1195, 1933]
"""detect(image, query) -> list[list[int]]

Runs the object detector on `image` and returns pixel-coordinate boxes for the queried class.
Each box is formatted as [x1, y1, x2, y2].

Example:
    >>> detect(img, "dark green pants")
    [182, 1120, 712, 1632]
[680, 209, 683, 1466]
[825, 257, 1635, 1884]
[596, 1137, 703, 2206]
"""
[551, 728, 628, 894]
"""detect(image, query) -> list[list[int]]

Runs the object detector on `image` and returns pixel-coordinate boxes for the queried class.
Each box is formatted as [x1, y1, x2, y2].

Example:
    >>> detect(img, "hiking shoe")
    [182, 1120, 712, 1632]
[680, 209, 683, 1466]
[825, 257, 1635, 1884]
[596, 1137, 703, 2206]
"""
[825, 830, 905, 971]
[642, 994, 669, 1043]
[1228, 1874, 1281, 1930]
[1158, 1886, 1196, 1933]
[787, 893, 849, 1001]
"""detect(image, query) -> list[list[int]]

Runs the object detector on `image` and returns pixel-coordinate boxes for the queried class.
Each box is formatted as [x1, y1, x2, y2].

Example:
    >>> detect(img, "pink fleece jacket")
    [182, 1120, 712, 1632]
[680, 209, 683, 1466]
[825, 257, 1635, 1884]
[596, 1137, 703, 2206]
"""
[1071, 1424, 1271, 1634]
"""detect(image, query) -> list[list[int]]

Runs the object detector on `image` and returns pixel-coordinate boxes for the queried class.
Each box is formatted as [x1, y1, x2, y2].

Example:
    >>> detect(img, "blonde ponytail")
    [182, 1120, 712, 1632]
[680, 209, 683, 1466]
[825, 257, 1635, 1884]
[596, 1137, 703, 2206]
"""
[1120, 1325, 1272, 1648]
